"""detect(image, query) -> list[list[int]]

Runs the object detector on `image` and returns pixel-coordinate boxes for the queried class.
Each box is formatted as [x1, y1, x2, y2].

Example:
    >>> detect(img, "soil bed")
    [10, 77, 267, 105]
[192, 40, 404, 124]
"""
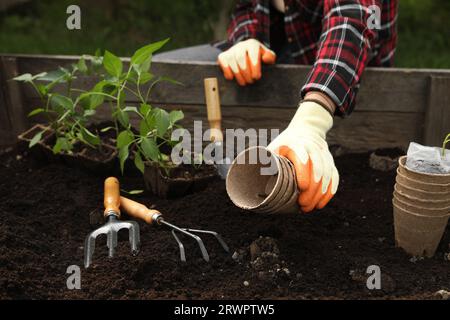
[0, 147, 449, 299]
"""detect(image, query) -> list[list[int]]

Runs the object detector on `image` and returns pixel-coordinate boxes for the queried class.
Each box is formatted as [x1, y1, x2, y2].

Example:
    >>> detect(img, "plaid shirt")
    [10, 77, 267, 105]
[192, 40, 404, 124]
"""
[226, 0, 398, 115]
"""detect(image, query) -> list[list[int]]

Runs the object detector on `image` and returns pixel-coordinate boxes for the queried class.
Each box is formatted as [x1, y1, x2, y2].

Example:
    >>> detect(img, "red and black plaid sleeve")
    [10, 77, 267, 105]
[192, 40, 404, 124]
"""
[301, 0, 398, 115]
[369, 0, 398, 67]
[225, 0, 398, 116]
[227, 0, 266, 47]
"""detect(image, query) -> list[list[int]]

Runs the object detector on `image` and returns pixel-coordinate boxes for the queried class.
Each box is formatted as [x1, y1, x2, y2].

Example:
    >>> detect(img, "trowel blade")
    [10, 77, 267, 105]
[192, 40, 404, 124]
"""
[216, 160, 231, 179]
[212, 141, 232, 179]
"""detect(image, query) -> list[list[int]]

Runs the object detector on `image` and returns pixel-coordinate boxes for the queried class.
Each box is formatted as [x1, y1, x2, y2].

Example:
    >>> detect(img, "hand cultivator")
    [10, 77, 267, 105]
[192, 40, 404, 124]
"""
[84, 177, 229, 267]
[84, 177, 140, 268]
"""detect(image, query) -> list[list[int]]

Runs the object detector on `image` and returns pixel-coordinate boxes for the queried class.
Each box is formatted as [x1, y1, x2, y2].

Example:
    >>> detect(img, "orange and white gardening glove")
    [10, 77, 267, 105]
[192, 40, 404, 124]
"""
[267, 101, 339, 213]
[218, 39, 276, 86]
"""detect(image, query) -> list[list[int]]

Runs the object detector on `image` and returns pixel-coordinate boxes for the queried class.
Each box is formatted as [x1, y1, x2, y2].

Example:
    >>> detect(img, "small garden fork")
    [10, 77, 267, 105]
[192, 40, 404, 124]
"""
[120, 196, 229, 262]
[84, 177, 140, 268]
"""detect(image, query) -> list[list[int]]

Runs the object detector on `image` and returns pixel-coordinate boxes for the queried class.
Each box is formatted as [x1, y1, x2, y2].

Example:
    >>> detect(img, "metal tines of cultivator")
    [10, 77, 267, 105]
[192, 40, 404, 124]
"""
[84, 177, 140, 268]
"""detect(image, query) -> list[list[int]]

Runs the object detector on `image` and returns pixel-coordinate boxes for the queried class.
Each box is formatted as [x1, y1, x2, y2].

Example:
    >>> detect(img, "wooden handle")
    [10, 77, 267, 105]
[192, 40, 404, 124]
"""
[120, 196, 160, 225]
[104, 177, 120, 217]
[204, 78, 223, 142]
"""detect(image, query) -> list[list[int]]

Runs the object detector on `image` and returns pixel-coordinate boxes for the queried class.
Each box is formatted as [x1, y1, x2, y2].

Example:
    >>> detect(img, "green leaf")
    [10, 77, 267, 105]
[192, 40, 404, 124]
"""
[50, 94, 73, 110]
[13, 73, 33, 82]
[153, 108, 170, 137]
[139, 72, 154, 84]
[103, 50, 123, 78]
[158, 76, 183, 86]
[140, 56, 152, 73]
[14, 72, 48, 82]
[139, 103, 151, 116]
[117, 109, 130, 128]
[140, 137, 159, 161]
[131, 56, 152, 76]
[117, 130, 134, 149]
[118, 146, 129, 174]
[81, 127, 100, 146]
[139, 121, 151, 137]
[121, 188, 144, 195]
[52, 137, 72, 154]
[28, 108, 45, 117]
[117, 91, 126, 107]
[83, 109, 96, 117]
[130, 38, 170, 65]
[123, 106, 139, 114]
[77, 57, 88, 74]
[169, 110, 184, 125]
[128, 189, 144, 195]
[133, 152, 145, 174]
[37, 69, 67, 82]
[29, 131, 43, 148]
[92, 52, 103, 70]
[36, 84, 48, 96]
[78, 93, 92, 109]
[100, 126, 114, 133]
[90, 80, 107, 108]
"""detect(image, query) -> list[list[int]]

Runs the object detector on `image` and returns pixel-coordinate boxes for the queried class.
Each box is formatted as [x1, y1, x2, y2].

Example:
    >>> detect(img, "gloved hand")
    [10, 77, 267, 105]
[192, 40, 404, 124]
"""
[218, 39, 276, 86]
[267, 101, 339, 213]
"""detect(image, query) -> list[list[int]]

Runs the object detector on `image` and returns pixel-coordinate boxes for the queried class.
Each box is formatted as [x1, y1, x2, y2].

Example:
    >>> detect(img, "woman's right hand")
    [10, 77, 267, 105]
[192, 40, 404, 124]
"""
[218, 39, 276, 86]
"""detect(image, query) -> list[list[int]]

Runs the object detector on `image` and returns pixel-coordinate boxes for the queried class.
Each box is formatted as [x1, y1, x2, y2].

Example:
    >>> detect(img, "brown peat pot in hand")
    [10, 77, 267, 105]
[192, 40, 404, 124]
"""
[226, 146, 299, 214]
[393, 156, 450, 257]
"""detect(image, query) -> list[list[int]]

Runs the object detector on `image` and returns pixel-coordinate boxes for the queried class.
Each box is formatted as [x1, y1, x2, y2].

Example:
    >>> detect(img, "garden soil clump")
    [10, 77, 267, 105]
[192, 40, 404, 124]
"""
[0, 147, 449, 299]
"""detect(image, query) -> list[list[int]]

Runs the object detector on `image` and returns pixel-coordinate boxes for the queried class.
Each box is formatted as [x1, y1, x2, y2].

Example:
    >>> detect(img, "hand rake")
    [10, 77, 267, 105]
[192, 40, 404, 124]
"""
[120, 196, 229, 262]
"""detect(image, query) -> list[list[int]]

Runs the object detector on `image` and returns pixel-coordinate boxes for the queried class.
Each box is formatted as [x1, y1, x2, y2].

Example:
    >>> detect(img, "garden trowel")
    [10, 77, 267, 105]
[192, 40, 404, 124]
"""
[204, 77, 231, 179]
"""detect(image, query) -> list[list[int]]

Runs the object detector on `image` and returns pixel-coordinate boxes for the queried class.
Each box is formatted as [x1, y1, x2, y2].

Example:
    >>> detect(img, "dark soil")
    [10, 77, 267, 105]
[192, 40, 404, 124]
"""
[164, 163, 218, 180]
[374, 147, 405, 159]
[71, 141, 115, 163]
[0, 147, 449, 300]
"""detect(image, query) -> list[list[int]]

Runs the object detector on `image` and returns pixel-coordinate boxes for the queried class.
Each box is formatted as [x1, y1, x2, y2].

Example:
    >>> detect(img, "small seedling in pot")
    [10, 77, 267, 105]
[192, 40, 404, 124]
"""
[15, 39, 217, 194]
[95, 38, 185, 174]
[442, 133, 450, 157]
[99, 39, 217, 197]
[116, 103, 185, 175]
[14, 54, 109, 154]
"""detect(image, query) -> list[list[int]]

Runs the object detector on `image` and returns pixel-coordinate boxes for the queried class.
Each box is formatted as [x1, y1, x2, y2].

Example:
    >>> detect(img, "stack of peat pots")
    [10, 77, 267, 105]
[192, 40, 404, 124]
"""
[226, 146, 299, 214]
[393, 156, 450, 257]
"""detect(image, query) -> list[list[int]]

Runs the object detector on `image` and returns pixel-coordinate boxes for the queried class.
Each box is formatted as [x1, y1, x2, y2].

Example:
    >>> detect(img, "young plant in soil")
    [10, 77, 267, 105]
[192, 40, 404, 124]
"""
[442, 133, 450, 157]
[100, 39, 217, 197]
[15, 39, 216, 195]
[93, 39, 178, 171]
[14, 53, 115, 163]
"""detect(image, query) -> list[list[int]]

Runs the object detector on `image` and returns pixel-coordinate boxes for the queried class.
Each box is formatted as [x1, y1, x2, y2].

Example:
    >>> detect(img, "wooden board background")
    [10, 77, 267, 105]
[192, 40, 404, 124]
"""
[1, 54, 449, 151]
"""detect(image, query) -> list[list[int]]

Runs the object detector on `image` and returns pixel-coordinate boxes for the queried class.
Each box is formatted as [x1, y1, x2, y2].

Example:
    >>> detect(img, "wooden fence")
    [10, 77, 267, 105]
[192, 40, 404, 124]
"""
[1, 54, 449, 151]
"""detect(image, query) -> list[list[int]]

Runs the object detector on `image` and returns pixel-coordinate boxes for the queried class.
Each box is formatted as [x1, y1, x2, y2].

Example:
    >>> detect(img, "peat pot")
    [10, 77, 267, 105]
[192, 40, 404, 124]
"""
[393, 156, 450, 257]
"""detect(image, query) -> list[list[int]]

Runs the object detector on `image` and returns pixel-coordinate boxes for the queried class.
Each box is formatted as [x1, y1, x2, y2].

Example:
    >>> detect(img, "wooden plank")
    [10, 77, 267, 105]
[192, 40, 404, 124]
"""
[424, 76, 450, 147]
[28, 96, 421, 152]
[147, 106, 422, 152]
[3, 54, 443, 151]
[0, 56, 28, 142]
[10, 54, 450, 113]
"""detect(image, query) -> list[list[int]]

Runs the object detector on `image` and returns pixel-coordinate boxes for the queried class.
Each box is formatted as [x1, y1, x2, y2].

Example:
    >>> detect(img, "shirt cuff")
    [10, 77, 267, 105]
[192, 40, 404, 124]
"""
[301, 66, 357, 117]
